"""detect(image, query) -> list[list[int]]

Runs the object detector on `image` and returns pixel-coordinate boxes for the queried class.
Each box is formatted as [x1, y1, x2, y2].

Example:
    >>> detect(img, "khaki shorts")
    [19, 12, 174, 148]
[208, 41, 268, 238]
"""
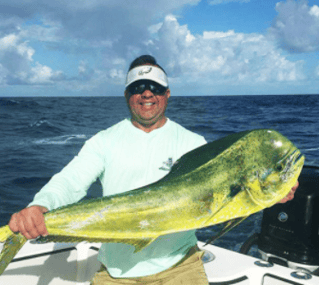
[90, 246, 209, 285]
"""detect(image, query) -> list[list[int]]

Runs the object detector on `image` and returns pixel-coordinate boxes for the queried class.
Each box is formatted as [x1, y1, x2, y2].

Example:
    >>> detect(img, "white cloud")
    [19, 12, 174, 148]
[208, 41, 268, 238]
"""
[147, 15, 304, 86]
[203, 30, 236, 39]
[0, 0, 200, 45]
[0, 0, 203, 91]
[19, 23, 61, 43]
[0, 34, 34, 61]
[29, 63, 61, 84]
[77, 61, 95, 81]
[310, 5, 319, 17]
[269, 0, 319, 53]
[0, 33, 64, 85]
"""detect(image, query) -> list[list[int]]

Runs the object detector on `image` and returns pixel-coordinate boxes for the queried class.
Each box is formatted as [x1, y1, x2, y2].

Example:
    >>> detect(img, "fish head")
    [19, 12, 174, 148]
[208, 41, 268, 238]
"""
[246, 130, 304, 208]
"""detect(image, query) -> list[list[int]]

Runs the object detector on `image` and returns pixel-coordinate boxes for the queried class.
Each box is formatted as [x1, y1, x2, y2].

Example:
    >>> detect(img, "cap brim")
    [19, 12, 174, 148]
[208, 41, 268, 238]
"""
[125, 65, 168, 88]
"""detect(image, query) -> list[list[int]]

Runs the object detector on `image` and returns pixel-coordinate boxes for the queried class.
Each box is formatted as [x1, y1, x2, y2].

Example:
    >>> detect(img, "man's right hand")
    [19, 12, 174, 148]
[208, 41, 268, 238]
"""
[8, 206, 49, 239]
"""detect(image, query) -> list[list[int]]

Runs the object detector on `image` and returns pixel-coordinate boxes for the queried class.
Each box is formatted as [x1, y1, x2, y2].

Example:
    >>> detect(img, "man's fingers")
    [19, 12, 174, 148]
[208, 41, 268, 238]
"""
[8, 213, 19, 233]
[23, 212, 44, 239]
[32, 214, 49, 237]
[8, 206, 49, 239]
[277, 181, 299, 204]
[16, 212, 35, 239]
[291, 181, 299, 192]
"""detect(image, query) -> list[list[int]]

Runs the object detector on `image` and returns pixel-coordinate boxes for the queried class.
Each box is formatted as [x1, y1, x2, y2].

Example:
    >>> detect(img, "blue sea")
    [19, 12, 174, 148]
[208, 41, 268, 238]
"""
[0, 95, 318, 256]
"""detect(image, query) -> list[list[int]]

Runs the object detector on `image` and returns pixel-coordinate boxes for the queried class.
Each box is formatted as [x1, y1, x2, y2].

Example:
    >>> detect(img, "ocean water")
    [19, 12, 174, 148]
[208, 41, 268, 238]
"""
[0, 95, 318, 255]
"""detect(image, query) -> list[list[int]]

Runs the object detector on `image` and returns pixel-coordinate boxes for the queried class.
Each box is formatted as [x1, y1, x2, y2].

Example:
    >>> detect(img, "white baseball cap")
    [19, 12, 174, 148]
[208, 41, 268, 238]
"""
[125, 65, 169, 88]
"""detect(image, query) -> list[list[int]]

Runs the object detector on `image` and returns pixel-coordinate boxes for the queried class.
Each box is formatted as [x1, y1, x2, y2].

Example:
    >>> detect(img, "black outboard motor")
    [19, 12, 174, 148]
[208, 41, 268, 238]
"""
[257, 165, 319, 272]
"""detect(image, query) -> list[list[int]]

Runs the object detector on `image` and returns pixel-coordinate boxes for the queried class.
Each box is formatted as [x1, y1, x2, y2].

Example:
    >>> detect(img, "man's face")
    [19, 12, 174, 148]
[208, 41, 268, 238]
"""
[125, 82, 170, 130]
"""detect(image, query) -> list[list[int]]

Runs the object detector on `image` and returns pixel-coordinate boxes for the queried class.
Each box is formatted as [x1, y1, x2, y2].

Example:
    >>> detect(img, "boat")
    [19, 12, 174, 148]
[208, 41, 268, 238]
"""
[1, 165, 319, 284]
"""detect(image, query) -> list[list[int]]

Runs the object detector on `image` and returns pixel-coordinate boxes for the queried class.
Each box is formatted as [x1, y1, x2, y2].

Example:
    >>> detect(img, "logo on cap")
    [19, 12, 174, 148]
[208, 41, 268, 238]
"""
[138, 66, 152, 76]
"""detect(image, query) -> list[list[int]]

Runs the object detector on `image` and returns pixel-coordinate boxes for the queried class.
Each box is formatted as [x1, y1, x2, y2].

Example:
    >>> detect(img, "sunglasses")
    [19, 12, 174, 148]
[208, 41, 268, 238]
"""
[127, 80, 168, 96]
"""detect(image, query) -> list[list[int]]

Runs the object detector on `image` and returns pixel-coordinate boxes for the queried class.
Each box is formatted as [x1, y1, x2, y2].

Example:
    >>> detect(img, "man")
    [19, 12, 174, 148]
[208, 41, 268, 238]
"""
[8, 55, 298, 285]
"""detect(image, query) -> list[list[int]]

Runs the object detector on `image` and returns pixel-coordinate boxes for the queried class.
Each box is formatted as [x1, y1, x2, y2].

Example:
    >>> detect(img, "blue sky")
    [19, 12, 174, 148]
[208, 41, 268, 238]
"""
[0, 0, 319, 96]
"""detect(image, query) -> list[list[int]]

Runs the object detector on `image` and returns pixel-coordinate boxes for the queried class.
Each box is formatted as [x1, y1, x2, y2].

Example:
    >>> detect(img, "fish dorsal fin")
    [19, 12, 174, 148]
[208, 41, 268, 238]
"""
[162, 131, 252, 180]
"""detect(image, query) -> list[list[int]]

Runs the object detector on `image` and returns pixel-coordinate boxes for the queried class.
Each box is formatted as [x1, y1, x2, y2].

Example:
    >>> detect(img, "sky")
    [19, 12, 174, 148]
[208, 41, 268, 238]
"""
[0, 0, 319, 96]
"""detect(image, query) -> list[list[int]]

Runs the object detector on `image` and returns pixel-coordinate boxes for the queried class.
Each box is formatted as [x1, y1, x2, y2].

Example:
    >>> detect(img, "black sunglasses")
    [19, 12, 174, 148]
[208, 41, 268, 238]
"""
[127, 80, 168, 96]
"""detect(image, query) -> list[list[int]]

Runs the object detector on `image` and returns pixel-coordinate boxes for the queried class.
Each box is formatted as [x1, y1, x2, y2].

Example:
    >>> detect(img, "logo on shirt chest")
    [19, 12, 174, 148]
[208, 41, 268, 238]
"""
[159, 157, 173, 171]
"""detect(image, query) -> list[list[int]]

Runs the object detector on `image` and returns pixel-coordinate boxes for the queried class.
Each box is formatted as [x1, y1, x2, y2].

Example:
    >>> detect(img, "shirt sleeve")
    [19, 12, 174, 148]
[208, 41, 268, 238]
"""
[192, 135, 207, 149]
[177, 126, 207, 160]
[28, 133, 106, 211]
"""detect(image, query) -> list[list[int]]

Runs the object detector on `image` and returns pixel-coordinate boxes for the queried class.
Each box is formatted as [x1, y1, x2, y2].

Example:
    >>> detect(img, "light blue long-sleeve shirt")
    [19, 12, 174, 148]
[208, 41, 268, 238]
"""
[29, 118, 206, 278]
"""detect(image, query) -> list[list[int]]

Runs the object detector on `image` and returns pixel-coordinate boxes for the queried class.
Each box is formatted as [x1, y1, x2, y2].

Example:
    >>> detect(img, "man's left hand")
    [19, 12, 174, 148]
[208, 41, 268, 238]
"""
[277, 181, 299, 204]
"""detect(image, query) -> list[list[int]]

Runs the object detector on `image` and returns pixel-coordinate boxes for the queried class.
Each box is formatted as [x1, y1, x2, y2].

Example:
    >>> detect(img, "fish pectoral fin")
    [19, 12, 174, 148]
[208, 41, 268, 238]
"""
[100, 237, 157, 253]
[131, 237, 157, 253]
[0, 233, 27, 275]
[201, 183, 247, 228]
[204, 216, 248, 246]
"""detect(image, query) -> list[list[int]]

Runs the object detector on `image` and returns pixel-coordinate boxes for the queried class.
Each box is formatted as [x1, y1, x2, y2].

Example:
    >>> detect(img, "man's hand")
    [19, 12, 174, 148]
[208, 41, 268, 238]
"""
[8, 205, 49, 239]
[277, 181, 299, 204]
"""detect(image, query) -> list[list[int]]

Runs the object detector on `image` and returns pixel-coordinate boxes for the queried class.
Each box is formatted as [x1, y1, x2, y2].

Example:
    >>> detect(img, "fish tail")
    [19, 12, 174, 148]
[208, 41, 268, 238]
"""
[0, 230, 27, 275]
[0, 226, 13, 242]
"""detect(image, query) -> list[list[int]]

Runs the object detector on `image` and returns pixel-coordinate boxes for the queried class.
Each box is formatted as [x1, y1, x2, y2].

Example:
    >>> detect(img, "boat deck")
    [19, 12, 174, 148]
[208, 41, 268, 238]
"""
[1, 241, 319, 284]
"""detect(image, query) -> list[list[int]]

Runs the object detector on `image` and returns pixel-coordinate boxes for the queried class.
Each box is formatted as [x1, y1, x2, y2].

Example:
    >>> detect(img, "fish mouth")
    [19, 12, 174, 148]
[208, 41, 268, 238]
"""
[249, 148, 304, 208]
[293, 150, 304, 166]
[278, 148, 304, 175]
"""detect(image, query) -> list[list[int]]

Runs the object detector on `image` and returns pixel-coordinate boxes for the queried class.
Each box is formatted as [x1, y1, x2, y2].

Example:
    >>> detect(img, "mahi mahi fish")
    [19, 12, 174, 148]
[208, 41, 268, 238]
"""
[0, 129, 304, 275]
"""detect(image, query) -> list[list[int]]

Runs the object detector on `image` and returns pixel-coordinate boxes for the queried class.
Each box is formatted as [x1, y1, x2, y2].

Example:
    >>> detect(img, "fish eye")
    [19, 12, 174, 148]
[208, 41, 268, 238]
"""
[276, 164, 283, 171]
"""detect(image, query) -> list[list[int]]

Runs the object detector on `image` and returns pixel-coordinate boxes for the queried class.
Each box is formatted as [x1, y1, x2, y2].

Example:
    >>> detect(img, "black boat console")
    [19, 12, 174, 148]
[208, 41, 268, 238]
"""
[257, 165, 319, 272]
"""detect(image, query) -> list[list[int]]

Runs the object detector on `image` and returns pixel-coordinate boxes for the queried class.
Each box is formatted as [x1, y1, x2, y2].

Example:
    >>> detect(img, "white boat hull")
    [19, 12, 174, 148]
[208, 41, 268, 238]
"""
[1, 240, 319, 284]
